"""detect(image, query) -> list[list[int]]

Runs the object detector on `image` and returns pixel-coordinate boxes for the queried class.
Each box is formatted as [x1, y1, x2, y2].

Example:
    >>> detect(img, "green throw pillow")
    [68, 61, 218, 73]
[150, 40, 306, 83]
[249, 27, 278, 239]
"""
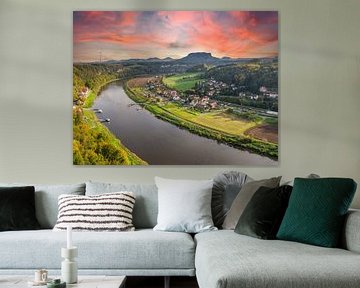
[277, 178, 357, 247]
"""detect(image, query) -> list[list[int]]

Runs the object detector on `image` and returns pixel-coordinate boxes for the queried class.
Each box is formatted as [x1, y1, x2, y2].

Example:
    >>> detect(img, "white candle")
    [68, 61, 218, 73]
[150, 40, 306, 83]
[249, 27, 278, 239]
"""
[67, 225, 72, 249]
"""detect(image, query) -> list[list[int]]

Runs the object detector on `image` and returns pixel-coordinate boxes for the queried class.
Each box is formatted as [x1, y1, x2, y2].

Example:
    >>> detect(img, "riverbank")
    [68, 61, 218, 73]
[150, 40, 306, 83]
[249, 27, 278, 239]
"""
[124, 79, 278, 160]
[73, 78, 147, 165]
[73, 110, 147, 165]
[84, 78, 120, 108]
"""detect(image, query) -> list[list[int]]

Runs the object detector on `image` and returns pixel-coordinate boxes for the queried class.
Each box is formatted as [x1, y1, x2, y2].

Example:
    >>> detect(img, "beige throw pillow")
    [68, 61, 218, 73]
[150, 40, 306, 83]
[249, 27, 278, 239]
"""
[222, 176, 281, 230]
[53, 192, 136, 232]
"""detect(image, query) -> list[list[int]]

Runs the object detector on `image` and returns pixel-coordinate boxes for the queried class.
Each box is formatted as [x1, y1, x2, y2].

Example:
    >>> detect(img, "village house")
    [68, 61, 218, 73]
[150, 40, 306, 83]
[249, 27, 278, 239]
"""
[266, 110, 278, 116]
[259, 86, 267, 93]
[209, 101, 218, 109]
[190, 96, 200, 107]
[170, 90, 177, 98]
[266, 92, 278, 98]
[260, 86, 278, 98]
[79, 87, 89, 97]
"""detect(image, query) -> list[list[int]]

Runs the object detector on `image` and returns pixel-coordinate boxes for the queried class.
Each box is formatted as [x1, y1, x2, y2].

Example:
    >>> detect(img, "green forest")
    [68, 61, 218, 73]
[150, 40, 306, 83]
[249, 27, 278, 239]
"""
[206, 60, 278, 94]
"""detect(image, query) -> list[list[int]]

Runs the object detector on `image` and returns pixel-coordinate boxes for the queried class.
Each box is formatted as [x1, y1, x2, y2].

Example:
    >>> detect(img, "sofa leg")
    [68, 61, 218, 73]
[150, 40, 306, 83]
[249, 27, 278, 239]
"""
[164, 276, 170, 288]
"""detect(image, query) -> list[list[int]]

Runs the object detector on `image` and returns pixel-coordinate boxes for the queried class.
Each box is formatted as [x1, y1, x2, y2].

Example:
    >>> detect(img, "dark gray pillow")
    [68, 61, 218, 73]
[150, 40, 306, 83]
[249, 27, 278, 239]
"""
[223, 176, 282, 230]
[0, 183, 86, 228]
[0, 186, 41, 231]
[235, 185, 292, 239]
[212, 171, 252, 228]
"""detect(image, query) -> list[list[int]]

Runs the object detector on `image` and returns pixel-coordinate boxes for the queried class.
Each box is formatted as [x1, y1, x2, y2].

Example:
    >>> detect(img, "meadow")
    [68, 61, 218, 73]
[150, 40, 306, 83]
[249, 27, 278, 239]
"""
[162, 103, 257, 136]
[162, 72, 204, 91]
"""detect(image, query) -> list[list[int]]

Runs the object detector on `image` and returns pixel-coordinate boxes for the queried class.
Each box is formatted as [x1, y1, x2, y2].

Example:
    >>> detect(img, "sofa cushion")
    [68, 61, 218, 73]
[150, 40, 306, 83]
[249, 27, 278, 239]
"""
[0, 186, 40, 231]
[234, 185, 292, 239]
[86, 182, 158, 229]
[0, 183, 86, 229]
[212, 171, 251, 228]
[277, 178, 357, 247]
[53, 192, 136, 232]
[195, 230, 360, 288]
[222, 176, 281, 229]
[0, 229, 195, 271]
[342, 209, 360, 253]
[154, 177, 216, 233]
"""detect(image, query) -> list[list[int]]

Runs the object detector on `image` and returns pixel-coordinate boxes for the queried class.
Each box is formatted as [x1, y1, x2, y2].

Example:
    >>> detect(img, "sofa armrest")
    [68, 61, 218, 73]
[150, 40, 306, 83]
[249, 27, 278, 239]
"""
[342, 209, 360, 253]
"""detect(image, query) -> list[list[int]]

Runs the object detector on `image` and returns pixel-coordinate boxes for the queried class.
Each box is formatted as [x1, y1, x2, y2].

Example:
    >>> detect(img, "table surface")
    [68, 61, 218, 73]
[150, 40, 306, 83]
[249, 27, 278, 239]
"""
[0, 275, 126, 288]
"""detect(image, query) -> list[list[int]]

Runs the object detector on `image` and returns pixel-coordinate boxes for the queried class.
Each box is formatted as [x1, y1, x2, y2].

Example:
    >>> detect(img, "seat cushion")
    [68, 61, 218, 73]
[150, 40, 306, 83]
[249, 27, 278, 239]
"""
[342, 209, 360, 253]
[0, 229, 195, 270]
[0, 183, 86, 229]
[195, 230, 360, 288]
[86, 182, 158, 229]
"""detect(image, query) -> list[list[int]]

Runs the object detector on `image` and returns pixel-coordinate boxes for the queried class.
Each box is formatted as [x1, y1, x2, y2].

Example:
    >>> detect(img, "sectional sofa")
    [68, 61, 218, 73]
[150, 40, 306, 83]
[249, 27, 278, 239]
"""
[0, 180, 359, 288]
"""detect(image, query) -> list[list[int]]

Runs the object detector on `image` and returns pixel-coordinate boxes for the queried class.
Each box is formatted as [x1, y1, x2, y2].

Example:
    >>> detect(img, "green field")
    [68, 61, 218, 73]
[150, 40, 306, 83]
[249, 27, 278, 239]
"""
[162, 72, 204, 91]
[162, 102, 257, 136]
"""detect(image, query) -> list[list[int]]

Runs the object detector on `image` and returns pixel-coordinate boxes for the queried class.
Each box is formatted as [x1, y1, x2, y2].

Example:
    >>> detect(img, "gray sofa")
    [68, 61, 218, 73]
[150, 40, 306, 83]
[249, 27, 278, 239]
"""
[195, 214, 360, 288]
[0, 181, 360, 288]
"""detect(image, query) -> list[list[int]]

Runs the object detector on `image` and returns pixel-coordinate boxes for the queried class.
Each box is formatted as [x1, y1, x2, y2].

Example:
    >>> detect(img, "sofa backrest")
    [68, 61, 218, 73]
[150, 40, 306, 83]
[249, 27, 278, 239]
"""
[86, 181, 158, 229]
[0, 183, 86, 228]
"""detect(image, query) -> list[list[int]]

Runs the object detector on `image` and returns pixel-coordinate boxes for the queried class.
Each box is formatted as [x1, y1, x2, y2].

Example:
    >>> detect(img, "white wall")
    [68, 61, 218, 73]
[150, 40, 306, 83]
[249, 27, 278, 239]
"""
[0, 0, 359, 208]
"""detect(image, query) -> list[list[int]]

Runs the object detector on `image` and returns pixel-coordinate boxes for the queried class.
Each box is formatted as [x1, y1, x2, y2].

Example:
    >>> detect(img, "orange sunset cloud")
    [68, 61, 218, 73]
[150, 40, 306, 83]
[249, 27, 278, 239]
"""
[73, 11, 278, 62]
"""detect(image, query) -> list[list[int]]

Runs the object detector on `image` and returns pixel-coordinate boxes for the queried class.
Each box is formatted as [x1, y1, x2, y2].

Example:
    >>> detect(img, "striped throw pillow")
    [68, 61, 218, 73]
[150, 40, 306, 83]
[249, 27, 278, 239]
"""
[53, 192, 136, 231]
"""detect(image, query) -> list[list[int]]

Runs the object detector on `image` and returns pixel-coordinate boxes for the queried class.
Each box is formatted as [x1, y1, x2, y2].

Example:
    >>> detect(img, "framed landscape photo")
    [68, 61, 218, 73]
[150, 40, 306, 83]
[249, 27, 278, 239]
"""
[73, 11, 278, 165]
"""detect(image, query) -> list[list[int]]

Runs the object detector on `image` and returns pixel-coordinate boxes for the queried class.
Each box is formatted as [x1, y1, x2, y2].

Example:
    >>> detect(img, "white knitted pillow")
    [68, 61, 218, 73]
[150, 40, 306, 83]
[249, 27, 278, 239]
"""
[53, 192, 135, 231]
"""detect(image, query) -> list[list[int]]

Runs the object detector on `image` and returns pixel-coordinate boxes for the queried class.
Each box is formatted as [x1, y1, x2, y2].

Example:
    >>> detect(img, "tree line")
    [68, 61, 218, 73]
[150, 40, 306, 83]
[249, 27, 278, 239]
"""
[206, 60, 278, 94]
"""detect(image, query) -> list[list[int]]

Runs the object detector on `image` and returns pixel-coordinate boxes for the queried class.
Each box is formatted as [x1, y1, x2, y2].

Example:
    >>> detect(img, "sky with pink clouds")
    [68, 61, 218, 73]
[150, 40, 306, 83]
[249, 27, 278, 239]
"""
[73, 11, 278, 63]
